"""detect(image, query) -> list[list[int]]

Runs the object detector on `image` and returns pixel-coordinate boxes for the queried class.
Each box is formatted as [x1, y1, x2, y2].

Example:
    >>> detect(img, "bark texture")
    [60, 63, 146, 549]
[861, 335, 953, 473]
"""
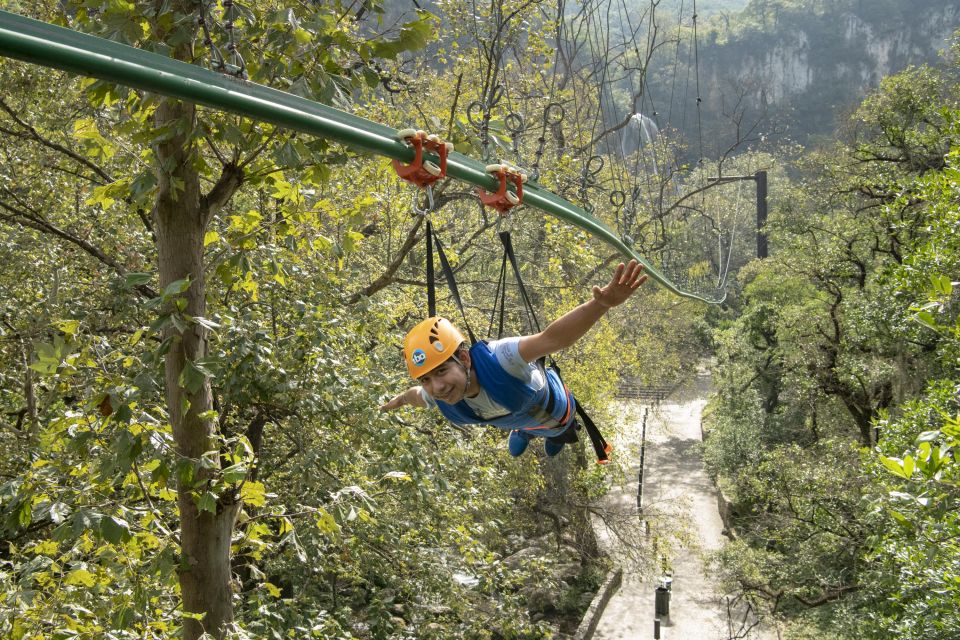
[153, 90, 240, 640]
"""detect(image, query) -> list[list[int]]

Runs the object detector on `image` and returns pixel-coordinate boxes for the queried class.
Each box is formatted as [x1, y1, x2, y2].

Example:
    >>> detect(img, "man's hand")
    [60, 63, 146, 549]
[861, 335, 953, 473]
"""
[379, 387, 427, 412]
[379, 393, 406, 412]
[592, 259, 647, 308]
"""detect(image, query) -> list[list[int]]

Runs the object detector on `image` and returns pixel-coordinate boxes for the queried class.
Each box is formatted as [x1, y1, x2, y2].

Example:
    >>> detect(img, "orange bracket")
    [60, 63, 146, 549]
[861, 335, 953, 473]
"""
[478, 164, 526, 214]
[597, 443, 613, 465]
[391, 129, 451, 188]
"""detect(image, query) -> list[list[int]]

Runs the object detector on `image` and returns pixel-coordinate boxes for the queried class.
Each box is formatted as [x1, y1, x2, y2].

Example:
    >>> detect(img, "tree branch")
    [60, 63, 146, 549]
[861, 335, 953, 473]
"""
[346, 214, 424, 304]
[0, 97, 113, 184]
[0, 200, 157, 298]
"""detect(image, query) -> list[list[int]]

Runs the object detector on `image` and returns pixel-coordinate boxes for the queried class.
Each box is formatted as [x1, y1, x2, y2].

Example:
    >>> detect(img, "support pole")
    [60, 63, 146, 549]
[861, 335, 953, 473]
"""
[638, 407, 648, 513]
[708, 171, 771, 260]
[755, 170, 768, 259]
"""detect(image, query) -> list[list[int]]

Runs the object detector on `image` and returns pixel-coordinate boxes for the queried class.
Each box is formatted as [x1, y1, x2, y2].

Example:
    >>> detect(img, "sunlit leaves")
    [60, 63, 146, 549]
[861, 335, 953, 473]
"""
[72, 117, 117, 161]
[367, 11, 437, 60]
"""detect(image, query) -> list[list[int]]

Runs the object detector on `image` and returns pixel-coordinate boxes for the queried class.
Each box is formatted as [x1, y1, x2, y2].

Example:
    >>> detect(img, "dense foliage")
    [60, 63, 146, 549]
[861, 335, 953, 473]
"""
[703, 39, 960, 639]
[1, 1, 956, 638]
[0, 1, 706, 639]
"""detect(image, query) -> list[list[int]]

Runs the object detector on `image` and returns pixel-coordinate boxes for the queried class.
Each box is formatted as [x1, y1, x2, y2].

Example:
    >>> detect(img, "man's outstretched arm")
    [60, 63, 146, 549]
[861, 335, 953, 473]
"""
[517, 259, 647, 363]
[380, 386, 428, 412]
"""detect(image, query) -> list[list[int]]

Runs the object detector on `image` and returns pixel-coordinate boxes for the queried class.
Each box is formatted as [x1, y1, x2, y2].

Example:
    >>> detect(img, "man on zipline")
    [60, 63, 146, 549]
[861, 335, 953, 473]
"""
[380, 260, 647, 457]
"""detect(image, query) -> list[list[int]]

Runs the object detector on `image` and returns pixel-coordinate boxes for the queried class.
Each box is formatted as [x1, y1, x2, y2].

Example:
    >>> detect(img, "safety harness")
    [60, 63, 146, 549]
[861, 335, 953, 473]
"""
[425, 222, 612, 464]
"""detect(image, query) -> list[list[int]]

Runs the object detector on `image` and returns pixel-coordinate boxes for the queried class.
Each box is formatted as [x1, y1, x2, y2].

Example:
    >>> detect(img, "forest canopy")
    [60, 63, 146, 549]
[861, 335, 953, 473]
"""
[0, 1, 957, 639]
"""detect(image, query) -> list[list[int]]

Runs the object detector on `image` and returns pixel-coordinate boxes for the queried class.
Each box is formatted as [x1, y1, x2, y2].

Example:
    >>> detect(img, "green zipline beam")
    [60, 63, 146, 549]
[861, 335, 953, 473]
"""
[0, 9, 723, 304]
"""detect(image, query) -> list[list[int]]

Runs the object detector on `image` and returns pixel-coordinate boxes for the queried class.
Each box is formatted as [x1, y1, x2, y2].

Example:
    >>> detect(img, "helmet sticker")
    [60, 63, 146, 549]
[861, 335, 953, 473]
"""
[433, 340, 445, 352]
[411, 349, 427, 366]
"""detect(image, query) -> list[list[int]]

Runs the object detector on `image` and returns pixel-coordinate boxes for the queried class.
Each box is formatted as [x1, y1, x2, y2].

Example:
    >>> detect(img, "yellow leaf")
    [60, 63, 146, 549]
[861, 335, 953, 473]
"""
[65, 568, 97, 587]
[32, 540, 59, 555]
[240, 481, 267, 507]
[237, 274, 259, 301]
[55, 319, 81, 336]
[265, 582, 282, 597]
[204, 231, 221, 246]
[293, 28, 313, 44]
[315, 507, 340, 535]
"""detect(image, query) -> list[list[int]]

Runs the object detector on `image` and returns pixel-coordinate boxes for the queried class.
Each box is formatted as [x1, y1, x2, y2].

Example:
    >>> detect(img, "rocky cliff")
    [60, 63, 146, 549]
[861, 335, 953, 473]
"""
[659, 0, 958, 149]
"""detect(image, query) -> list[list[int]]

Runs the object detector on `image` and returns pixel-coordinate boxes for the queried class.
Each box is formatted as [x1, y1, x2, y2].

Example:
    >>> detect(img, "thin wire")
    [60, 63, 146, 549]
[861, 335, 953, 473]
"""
[692, 0, 704, 162]
[716, 178, 744, 289]
[667, 0, 685, 128]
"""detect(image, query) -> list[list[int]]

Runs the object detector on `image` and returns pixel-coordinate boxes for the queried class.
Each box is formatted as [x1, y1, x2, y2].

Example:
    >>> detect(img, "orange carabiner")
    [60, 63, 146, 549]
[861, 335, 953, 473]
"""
[391, 129, 451, 188]
[477, 164, 526, 214]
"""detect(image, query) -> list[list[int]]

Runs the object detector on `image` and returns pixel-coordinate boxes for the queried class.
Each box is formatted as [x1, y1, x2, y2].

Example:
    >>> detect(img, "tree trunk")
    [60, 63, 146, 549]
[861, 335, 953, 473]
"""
[153, 94, 239, 640]
[22, 344, 38, 438]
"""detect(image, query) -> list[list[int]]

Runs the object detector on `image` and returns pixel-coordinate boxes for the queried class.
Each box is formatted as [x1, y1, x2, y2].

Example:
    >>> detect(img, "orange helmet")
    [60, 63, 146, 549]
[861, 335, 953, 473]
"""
[403, 316, 466, 379]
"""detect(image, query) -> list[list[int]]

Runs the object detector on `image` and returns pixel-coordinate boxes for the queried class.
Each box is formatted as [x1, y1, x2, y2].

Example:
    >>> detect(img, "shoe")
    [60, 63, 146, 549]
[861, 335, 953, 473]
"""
[544, 438, 565, 457]
[508, 430, 532, 456]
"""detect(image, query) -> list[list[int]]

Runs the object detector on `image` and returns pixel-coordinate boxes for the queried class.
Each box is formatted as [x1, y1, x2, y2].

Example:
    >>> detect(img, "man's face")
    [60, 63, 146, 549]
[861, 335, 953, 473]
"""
[418, 355, 468, 404]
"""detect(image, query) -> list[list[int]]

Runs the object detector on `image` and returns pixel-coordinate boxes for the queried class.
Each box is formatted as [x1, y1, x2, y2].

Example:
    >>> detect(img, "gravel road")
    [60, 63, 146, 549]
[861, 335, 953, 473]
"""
[590, 372, 777, 640]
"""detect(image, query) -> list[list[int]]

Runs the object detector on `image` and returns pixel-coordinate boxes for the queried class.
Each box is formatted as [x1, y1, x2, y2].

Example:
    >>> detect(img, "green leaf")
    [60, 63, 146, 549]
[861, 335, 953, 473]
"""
[176, 459, 196, 488]
[149, 313, 172, 333]
[163, 278, 192, 299]
[190, 316, 221, 331]
[276, 140, 303, 167]
[99, 515, 132, 544]
[902, 455, 916, 477]
[222, 464, 248, 484]
[197, 491, 218, 514]
[179, 359, 210, 394]
[931, 274, 953, 296]
[315, 507, 339, 535]
[369, 12, 435, 59]
[240, 481, 268, 507]
[915, 310, 938, 329]
[889, 510, 911, 527]
[880, 456, 909, 479]
[16, 500, 32, 528]
[943, 414, 960, 438]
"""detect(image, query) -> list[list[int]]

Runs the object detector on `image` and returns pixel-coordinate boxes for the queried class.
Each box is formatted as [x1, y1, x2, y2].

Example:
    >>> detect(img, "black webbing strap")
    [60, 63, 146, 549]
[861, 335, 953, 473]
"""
[487, 250, 509, 340]
[577, 404, 611, 464]
[429, 225, 478, 344]
[497, 231, 612, 464]
[426, 220, 436, 317]
[498, 231, 542, 334]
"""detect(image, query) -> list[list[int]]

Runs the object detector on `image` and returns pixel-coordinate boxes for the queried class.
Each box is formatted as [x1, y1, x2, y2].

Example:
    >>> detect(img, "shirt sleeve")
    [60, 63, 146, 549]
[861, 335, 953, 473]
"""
[489, 337, 534, 381]
[418, 386, 437, 409]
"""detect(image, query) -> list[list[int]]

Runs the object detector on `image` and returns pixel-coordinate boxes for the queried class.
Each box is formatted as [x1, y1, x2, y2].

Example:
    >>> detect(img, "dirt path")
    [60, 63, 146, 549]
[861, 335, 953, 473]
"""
[590, 372, 775, 640]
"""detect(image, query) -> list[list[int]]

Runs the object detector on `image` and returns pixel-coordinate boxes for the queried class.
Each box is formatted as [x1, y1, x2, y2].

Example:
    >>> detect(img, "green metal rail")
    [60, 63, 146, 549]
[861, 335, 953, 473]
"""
[0, 9, 723, 304]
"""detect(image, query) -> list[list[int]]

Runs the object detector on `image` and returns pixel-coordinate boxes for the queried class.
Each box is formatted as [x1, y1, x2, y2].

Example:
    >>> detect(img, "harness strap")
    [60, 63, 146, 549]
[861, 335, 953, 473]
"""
[520, 384, 575, 432]
[426, 221, 478, 344]
[498, 231, 542, 333]
[577, 404, 612, 464]
[487, 250, 508, 340]
[497, 231, 613, 464]
[426, 219, 436, 317]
